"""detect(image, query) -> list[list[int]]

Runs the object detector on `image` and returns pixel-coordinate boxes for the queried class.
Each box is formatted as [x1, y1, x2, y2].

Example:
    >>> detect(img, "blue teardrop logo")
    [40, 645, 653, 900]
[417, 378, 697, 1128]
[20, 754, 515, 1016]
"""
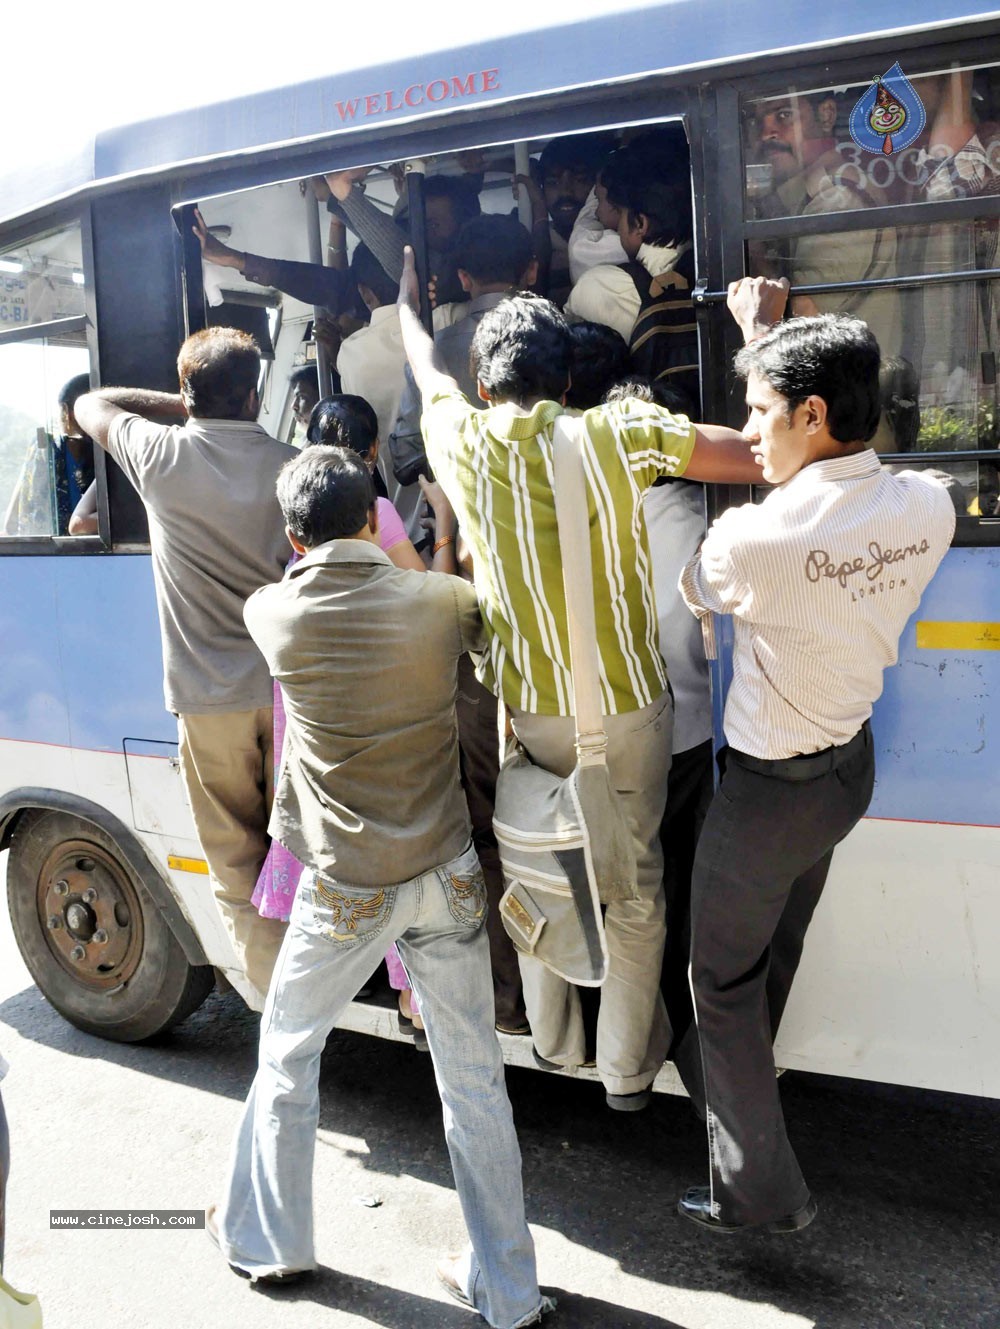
[849, 63, 926, 155]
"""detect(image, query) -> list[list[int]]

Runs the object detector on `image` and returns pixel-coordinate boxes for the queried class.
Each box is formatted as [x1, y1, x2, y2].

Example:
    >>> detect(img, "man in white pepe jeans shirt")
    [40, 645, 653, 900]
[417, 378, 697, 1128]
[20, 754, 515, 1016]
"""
[673, 286, 955, 1235]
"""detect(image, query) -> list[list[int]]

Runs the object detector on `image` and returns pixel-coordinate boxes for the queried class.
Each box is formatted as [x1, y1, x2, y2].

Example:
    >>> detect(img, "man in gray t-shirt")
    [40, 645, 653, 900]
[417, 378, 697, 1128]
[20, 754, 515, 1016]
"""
[76, 328, 296, 1011]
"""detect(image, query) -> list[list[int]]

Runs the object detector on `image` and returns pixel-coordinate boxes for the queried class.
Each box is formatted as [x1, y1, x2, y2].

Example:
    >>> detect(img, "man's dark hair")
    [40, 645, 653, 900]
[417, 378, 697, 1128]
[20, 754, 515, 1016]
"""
[471, 294, 573, 404]
[277, 444, 375, 548]
[734, 314, 881, 444]
[453, 215, 534, 286]
[424, 175, 482, 228]
[306, 394, 379, 453]
[350, 241, 398, 309]
[566, 321, 630, 409]
[605, 126, 692, 248]
[879, 356, 920, 452]
[58, 374, 92, 411]
[539, 132, 617, 180]
[177, 327, 260, 418]
[288, 363, 320, 392]
[604, 375, 694, 416]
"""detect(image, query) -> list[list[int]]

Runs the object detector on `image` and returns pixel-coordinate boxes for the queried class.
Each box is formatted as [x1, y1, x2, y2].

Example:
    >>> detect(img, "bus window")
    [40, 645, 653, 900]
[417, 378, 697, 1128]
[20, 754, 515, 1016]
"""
[0, 223, 86, 328]
[0, 221, 92, 539]
[0, 333, 91, 538]
[743, 62, 1000, 221]
[742, 61, 1000, 538]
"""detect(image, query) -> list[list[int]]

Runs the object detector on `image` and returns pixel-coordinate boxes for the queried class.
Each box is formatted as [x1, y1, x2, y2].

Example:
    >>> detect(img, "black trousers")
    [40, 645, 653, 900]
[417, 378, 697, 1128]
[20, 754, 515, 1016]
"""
[659, 740, 715, 1053]
[673, 724, 875, 1225]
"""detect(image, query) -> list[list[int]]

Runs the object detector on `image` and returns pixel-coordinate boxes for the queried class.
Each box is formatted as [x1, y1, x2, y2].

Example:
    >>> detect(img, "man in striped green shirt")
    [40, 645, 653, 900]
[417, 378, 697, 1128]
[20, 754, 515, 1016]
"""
[397, 247, 763, 1108]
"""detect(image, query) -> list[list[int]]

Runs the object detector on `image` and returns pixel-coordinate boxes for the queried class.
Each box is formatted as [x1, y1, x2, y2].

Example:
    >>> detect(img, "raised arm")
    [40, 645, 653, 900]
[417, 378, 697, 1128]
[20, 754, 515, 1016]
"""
[327, 169, 407, 283]
[396, 247, 461, 402]
[192, 207, 351, 312]
[682, 274, 790, 482]
[74, 388, 185, 452]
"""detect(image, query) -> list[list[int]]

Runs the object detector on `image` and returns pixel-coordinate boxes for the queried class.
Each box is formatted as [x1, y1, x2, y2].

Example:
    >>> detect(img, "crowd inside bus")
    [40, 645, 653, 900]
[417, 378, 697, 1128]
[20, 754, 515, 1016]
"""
[1, 61, 997, 1324]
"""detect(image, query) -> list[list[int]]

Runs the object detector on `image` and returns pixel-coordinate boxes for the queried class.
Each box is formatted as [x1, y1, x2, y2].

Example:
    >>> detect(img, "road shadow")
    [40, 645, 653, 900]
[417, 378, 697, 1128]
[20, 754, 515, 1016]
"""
[3, 978, 999, 1328]
[256, 1268, 683, 1328]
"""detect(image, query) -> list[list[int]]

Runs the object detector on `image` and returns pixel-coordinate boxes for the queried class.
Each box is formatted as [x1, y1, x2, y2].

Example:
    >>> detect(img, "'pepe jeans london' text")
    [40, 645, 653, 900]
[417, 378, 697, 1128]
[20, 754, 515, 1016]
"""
[805, 539, 930, 599]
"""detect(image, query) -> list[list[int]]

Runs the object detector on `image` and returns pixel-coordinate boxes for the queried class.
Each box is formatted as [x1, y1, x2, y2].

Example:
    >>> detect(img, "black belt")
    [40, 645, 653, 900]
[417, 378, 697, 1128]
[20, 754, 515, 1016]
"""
[729, 720, 872, 783]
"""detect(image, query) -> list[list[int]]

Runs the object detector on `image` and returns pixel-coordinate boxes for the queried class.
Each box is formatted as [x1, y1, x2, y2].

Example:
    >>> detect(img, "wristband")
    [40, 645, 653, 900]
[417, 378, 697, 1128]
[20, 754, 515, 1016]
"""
[432, 535, 455, 554]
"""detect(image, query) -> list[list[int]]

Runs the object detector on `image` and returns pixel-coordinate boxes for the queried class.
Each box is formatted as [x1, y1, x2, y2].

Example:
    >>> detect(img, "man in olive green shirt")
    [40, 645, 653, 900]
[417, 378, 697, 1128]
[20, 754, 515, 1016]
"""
[216, 445, 554, 1328]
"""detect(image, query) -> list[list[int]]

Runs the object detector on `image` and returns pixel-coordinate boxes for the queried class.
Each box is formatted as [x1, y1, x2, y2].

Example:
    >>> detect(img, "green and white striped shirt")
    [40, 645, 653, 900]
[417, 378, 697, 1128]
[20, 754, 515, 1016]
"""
[422, 391, 696, 716]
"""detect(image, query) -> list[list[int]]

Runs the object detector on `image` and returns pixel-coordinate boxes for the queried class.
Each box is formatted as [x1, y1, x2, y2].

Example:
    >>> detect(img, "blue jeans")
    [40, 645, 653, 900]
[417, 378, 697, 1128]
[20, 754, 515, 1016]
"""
[0, 1083, 8, 1268]
[218, 841, 548, 1329]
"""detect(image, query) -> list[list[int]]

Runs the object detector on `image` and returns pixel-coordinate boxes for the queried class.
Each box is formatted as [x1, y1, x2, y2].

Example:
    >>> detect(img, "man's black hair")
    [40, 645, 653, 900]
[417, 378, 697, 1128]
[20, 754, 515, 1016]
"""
[277, 444, 375, 548]
[424, 175, 482, 227]
[734, 314, 881, 444]
[350, 241, 398, 309]
[471, 294, 573, 405]
[58, 374, 92, 411]
[879, 356, 920, 452]
[566, 321, 630, 409]
[453, 215, 535, 287]
[603, 375, 694, 416]
[605, 127, 693, 248]
[306, 394, 379, 453]
[288, 363, 320, 391]
[539, 132, 618, 179]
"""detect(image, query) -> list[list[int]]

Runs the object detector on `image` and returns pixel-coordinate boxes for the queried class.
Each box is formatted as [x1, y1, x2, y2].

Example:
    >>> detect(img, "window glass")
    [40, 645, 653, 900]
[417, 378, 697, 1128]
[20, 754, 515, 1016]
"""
[0, 333, 92, 537]
[0, 223, 86, 329]
[742, 246, 999, 459]
[743, 63, 1000, 221]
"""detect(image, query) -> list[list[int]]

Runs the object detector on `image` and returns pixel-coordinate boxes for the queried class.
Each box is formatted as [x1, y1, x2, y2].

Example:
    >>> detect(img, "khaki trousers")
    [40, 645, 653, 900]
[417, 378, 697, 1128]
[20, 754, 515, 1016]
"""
[177, 708, 286, 1011]
[510, 691, 673, 1095]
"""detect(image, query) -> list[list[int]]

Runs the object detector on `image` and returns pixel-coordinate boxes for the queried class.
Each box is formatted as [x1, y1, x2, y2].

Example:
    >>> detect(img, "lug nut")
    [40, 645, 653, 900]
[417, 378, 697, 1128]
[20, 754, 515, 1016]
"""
[65, 903, 88, 932]
[82, 888, 98, 904]
[69, 944, 87, 962]
[47, 915, 63, 930]
[92, 929, 108, 945]
[53, 879, 69, 896]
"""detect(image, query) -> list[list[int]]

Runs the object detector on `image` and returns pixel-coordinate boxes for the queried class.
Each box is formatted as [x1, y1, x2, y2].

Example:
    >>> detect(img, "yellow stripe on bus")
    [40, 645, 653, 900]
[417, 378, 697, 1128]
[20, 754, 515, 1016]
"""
[167, 854, 210, 875]
[915, 622, 1000, 651]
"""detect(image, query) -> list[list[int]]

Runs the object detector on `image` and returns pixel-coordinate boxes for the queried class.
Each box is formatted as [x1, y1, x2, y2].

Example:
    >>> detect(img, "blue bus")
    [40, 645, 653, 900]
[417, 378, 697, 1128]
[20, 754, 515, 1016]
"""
[1, 0, 997, 1096]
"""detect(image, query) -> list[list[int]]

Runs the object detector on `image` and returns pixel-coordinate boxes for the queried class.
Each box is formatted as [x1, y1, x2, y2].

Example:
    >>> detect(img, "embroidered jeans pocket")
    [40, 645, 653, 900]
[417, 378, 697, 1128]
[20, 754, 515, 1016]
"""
[441, 853, 488, 930]
[304, 877, 396, 948]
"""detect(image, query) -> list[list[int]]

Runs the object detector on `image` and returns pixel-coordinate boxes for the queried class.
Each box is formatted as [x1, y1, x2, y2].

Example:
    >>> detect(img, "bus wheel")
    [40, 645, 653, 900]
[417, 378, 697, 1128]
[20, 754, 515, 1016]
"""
[6, 810, 214, 1042]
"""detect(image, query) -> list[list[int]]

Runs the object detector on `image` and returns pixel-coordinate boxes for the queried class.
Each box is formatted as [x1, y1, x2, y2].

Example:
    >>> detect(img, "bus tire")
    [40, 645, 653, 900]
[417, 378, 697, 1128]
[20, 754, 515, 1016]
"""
[6, 809, 215, 1042]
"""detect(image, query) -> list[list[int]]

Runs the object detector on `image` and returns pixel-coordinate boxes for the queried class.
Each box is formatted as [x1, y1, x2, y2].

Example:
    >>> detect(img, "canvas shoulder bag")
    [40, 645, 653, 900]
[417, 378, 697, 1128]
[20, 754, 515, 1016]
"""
[494, 414, 638, 987]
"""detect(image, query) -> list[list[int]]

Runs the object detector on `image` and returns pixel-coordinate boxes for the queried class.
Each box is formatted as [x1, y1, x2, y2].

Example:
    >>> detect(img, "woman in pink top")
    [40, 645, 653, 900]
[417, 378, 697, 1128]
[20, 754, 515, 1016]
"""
[254, 394, 457, 1040]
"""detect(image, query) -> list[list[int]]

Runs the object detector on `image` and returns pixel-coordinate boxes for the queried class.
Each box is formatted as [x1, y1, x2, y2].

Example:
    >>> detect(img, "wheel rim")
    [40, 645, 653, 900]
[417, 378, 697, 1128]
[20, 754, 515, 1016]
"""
[37, 838, 145, 990]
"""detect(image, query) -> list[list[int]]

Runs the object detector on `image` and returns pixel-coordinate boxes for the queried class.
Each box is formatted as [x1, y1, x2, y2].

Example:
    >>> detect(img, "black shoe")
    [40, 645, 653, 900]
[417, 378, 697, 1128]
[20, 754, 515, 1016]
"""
[495, 1017, 531, 1036]
[396, 1006, 429, 1051]
[531, 1046, 563, 1072]
[606, 1088, 652, 1112]
[677, 1186, 817, 1234]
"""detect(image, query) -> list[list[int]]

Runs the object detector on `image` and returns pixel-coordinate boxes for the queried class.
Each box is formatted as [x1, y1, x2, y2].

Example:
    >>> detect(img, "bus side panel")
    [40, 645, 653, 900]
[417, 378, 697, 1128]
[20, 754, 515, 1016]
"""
[869, 545, 998, 827]
[0, 555, 171, 750]
[0, 553, 233, 964]
[776, 818, 1000, 1098]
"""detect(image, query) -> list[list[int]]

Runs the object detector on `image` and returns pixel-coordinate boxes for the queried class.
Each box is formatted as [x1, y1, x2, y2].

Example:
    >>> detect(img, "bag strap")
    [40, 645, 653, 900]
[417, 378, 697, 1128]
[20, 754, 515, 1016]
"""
[551, 415, 608, 767]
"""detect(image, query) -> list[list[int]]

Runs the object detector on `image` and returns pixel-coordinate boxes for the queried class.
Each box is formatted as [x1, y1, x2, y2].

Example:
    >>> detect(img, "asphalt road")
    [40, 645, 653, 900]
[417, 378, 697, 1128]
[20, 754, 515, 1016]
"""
[1, 886, 997, 1329]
